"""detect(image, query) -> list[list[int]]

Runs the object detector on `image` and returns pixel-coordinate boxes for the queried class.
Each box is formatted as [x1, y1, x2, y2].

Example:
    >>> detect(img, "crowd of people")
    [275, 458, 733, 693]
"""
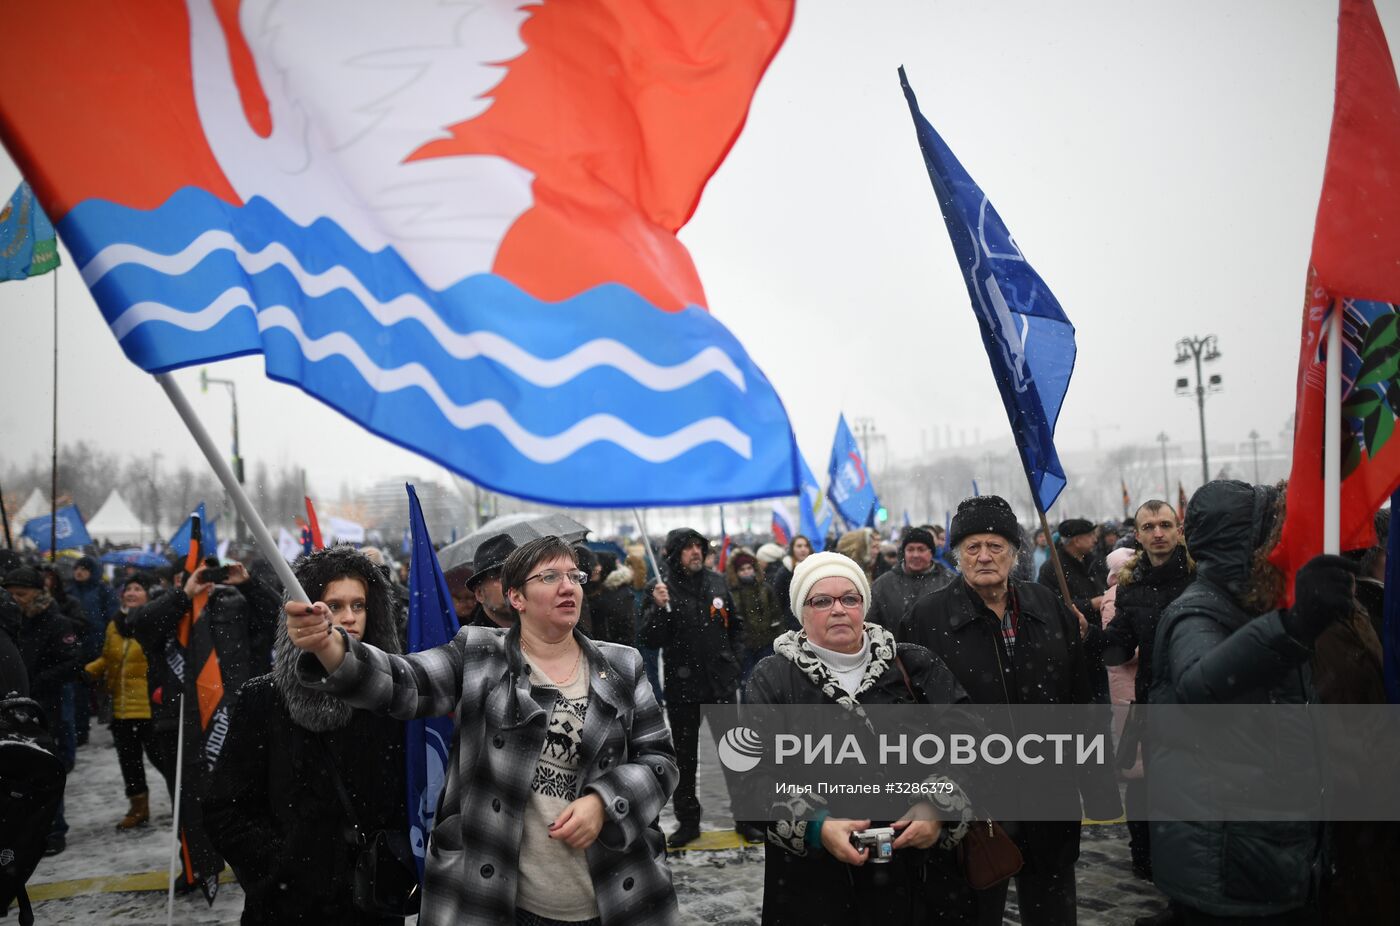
[1, 476, 1394, 924]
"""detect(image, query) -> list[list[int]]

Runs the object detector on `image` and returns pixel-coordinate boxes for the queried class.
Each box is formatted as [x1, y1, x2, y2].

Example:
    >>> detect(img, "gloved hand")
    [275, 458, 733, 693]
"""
[1282, 554, 1359, 644]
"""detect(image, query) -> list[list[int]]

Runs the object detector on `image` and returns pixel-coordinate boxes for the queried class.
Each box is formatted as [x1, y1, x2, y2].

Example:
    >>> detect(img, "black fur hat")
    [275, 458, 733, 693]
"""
[948, 496, 1021, 550]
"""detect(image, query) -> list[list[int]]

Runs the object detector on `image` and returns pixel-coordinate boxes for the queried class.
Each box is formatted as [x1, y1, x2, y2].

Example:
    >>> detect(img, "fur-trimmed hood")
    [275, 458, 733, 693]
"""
[274, 545, 402, 732]
[602, 563, 634, 591]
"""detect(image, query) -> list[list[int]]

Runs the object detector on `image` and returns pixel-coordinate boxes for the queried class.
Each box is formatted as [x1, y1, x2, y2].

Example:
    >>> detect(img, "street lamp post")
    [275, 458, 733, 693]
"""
[1174, 335, 1222, 486]
[200, 368, 246, 542]
[1156, 431, 1170, 499]
[1248, 430, 1261, 484]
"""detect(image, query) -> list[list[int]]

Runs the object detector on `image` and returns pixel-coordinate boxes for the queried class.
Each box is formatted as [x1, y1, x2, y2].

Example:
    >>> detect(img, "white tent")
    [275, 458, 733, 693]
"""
[86, 490, 155, 545]
[14, 488, 48, 523]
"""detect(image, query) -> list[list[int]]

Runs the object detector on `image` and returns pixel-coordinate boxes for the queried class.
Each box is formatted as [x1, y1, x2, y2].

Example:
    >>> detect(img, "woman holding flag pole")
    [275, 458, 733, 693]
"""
[285, 535, 680, 926]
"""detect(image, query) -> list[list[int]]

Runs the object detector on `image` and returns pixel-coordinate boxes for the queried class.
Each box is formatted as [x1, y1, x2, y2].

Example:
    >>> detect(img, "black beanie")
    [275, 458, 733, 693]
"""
[948, 496, 1021, 550]
[901, 527, 937, 552]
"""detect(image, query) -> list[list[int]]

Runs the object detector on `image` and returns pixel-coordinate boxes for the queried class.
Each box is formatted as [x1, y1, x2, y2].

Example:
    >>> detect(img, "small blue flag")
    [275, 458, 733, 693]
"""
[902, 510, 912, 529]
[900, 67, 1075, 513]
[0, 182, 60, 281]
[168, 503, 218, 557]
[798, 454, 833, 547]
[827, 414, 878, 528]
[21, 504, 92, 551]
[405, 484, 457, 880]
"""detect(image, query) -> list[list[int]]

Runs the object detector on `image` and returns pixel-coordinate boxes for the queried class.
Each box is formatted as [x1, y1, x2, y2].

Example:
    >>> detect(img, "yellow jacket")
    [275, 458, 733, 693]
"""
[85, 619, 151, 721]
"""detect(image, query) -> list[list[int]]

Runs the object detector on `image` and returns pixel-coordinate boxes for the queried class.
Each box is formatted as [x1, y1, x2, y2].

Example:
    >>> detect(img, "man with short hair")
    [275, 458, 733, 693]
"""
[463, 534, 518, 629]
[639, 527, 744, 847]
[1040, 518, 1110, 702]
[866, 527, 953, 628]
[1100, 499, 1193, 886]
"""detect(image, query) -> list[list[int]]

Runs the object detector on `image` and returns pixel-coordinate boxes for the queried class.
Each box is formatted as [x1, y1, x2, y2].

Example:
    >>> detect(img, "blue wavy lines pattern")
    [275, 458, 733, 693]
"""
[62, 188, 798, 506]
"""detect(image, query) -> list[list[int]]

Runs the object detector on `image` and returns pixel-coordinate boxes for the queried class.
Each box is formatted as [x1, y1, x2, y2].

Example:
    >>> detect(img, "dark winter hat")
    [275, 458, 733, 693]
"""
[467, 533, 518, 590]
[731, 550, 758, 571]
[75, 555, 99, 572]
[122, 572, 155, 592]
[901, 527, 937, 552]
[1, 566, 44, 590]
[1057, 518, 1095, 539]
[948, 496, 1021, 550]
[573, 543, 599, 576]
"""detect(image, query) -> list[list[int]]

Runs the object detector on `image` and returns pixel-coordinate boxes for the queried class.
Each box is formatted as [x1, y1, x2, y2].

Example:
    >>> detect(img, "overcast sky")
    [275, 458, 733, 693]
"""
[2, 0, 1395, 511]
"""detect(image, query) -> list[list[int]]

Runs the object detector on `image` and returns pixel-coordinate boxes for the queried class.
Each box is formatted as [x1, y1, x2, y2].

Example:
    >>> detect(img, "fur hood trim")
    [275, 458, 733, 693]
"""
[1116, 546, 1195, 588]
[274, 545, 402, 732]
[602, 563, 634, 591]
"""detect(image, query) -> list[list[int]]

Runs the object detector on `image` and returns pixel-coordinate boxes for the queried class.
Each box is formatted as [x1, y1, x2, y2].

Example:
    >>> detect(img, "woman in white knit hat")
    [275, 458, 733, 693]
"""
[743, 551, 978, 925]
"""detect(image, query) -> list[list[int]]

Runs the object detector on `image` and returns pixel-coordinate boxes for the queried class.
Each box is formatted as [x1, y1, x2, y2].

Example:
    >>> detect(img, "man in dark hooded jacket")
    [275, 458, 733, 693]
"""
[206, 546, 408, 925]
[638, 527, 743, 846]
[1150, 480, 1355, 923]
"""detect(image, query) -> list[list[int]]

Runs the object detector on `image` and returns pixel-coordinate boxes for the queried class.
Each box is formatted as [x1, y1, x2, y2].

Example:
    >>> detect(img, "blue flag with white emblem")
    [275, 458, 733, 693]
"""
[827, 414, 878, 528]
[0, 182, 60, 281]
[405, 484, 457, 880]
[899, 67, 1076, 513]
[798, 454, 833, 547]
[21, 504, 91, 551]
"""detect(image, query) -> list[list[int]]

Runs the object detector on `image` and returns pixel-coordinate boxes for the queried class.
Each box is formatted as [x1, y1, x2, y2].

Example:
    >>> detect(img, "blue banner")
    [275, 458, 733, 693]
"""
[899, 68, 1076, 513]
[826, 414, 878, 528]
[404, 484, 457, 879]
[1, 181, 59, 281]
[798, 454, 833, 547]
[21, 504, 92, 551]
[168, 503, 218, 557]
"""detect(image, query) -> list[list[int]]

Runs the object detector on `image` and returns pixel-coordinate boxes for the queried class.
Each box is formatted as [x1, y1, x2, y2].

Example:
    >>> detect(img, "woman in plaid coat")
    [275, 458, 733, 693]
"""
[288, 536, 679, 926]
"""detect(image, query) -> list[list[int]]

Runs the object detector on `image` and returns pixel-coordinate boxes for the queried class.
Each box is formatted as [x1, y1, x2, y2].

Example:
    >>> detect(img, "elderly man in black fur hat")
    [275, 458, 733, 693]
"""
[205, 545, 410, 925]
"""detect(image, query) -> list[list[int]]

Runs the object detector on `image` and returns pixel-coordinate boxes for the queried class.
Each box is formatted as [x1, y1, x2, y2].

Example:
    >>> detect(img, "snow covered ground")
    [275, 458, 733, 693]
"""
[25, 717, 1161, 924]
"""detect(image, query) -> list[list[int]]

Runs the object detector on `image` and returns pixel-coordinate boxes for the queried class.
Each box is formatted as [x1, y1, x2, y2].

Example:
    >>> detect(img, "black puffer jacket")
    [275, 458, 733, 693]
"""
[865, 562, 954, 629]
[205, 546, 408, 925]
[744, 626, 975, 926]
[1149, 480, 1323, 918]
[1099, 545, 1193, 703]
[638, 529, 741, 704]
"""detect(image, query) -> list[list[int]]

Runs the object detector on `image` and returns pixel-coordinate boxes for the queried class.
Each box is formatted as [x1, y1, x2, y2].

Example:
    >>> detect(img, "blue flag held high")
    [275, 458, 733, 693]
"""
[405, 484, 457, 880]
[0, 181, 60, 281]
[798, 454, 834, 547]
[168, 503, 218, 557]
[21, 505, 91, 551]
[827, 414, 878, 528]
[899, 67, 1076, 513]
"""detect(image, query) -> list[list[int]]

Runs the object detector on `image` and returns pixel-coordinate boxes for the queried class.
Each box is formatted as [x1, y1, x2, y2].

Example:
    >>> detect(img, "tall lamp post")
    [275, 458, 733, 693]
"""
[200, 368, 246, 542]
[1156, 431, 1171, 499]
[1175, 335, 1222, 486]
[1248, 430, 1262, 484]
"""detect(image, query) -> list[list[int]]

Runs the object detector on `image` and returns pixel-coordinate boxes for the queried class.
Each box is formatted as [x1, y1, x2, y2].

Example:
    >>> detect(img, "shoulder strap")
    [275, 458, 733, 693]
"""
[893, 652, 926, 704]
[314, 734, 363, 840]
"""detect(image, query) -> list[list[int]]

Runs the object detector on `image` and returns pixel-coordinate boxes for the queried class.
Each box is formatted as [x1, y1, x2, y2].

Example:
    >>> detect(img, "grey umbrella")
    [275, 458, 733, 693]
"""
[438, 512, 591, 574]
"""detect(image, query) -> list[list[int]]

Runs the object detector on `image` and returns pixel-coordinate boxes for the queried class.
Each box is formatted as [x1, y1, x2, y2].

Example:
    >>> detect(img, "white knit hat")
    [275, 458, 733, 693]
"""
[755, 542, 786, 565]
[789, 551, 872, 620]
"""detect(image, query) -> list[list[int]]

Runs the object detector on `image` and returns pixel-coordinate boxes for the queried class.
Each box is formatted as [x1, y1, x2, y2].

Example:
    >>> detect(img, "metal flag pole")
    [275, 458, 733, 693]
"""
[0, 478, 12, 549]
[1323, 306, 1342, 554]
[155, 373, 309, 602]
[632, 508, 670, 611]
[49, 271, 58, 561]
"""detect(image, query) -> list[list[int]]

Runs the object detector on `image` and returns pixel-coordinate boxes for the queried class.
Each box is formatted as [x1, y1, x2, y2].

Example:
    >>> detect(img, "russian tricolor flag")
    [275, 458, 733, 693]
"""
[771, 500, 795, 546]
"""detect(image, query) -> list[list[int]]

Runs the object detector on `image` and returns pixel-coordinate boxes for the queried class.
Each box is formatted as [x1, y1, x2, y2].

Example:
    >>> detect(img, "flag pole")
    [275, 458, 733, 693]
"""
[49, 271, 58, 562]
[632, 508, 670, 611]
[1323, 306, 1342, 554]
[1020, 465, 1075, 606]
[154, 373, 309, 602]
[0, 479, 12, 549]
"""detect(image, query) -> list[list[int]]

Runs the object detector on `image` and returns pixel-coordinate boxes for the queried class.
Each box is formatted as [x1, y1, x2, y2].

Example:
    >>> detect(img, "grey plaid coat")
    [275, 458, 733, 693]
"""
[297, 623, 680, 925]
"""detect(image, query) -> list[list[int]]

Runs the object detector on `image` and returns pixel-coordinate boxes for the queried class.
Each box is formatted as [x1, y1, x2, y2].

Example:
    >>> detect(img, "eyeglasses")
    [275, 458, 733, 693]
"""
[804, 593, 864, 611]
[525, 570, 589, 587]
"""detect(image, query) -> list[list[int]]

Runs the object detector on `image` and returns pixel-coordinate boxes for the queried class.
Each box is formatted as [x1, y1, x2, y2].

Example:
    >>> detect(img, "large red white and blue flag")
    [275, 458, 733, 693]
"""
[0, 0, 798, 507]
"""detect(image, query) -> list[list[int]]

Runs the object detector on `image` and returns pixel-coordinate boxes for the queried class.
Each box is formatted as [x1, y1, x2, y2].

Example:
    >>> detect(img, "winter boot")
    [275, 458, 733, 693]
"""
[117, 792, 149, 830]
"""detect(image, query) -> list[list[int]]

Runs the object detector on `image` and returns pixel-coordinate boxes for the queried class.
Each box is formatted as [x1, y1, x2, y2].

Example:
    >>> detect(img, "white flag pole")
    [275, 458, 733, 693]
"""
[1324, 307, 1342, 554]
[164, 694, 186, 924]
[632, 508, 670, 611]
[154, 373, 309, 602]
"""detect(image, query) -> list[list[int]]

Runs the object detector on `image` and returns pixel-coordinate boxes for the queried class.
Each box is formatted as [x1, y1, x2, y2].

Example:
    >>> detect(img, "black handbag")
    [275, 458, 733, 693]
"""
[317, 736, 422, 918]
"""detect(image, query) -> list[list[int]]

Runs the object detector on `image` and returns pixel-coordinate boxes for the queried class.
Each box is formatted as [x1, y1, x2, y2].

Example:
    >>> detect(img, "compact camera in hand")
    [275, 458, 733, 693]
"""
[200, 566, 230, 584]
[849, 826, 896, 863]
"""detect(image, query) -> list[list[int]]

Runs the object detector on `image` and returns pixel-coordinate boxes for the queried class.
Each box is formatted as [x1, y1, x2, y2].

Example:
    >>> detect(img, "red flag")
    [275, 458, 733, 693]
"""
[1272, 0, 1400, 599]
[304, 496, 324, 551]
